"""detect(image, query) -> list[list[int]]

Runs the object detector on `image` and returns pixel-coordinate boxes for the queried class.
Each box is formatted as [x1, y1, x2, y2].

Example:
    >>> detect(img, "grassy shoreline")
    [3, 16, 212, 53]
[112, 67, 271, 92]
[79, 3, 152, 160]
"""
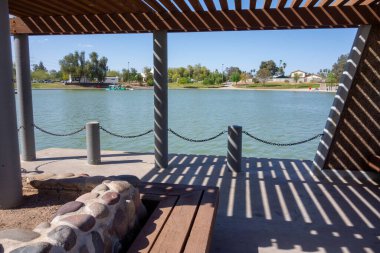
[26, 82, 324, 91]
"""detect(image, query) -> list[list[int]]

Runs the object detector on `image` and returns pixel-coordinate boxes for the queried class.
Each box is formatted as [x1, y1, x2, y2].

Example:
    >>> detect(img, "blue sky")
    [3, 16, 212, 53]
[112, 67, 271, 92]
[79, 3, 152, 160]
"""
[15, 28, 357, 75]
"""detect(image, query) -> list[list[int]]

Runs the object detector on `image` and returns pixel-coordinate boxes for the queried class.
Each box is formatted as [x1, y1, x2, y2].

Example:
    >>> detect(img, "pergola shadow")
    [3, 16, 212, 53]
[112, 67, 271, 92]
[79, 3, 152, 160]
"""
[141, 154, 380, 253]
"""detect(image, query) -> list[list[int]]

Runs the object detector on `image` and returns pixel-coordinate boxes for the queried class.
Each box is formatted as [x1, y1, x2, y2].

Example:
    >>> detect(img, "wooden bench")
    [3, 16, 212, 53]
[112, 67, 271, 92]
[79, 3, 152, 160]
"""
[128, 182, 219, 253]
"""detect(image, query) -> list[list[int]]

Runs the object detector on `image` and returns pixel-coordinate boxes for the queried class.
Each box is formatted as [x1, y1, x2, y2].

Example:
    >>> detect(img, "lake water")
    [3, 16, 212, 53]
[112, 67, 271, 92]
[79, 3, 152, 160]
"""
[18, 89, 335, 161]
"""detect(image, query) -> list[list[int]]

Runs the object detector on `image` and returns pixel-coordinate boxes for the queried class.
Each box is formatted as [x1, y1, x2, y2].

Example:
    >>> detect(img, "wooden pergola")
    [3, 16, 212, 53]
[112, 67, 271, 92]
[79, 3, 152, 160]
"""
[0, 0, 379, 208]
[8, 0, 380, 34]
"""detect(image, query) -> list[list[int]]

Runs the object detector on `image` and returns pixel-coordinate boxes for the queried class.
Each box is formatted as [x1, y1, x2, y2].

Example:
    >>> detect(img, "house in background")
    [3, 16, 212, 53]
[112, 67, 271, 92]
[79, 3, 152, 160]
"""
[305, 74, 323, 83]
[104, 76, 119, 84]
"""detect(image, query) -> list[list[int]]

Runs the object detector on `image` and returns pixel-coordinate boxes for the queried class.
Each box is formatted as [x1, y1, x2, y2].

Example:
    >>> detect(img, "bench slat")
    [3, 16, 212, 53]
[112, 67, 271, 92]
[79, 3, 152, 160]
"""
[150, 191, 203, 253]
[183, 188, 219, 253]
[127, 196, 178, 253]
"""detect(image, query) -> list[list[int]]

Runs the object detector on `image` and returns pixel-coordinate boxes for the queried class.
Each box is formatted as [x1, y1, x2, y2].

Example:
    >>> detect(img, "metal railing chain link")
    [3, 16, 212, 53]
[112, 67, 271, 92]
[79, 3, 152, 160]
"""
[168, 128, 227, 142]
[17, 126, 24, 132]
[99, 126, 153, 139]
[243, 130, 323, 146]
[33, 124, 85, 136]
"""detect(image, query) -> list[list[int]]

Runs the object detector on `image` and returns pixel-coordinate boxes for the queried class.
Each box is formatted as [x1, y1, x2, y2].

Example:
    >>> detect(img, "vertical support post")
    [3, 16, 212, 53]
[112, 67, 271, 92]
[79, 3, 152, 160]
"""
[227, 125, 242, 172]
[313, 25, 372, 172]
[86, 122, 101, 165]
[153, 31, 168, 169]
[0, 0, 22, 208]
[14, 34, 36, 161]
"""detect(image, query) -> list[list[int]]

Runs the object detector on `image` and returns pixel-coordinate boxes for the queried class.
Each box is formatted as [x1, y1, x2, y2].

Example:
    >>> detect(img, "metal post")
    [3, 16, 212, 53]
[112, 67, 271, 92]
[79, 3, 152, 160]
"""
[227, 125, 242, 172]
[153, 31, 168, 169]
[0, 0, 23, 208]
[86, 122, 101, 165]
[15, 34, 36, 161]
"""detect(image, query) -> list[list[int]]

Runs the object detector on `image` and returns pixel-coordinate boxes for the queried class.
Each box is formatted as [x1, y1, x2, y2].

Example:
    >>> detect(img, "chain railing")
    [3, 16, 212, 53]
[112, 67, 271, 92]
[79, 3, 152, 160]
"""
[17, 126, 24, 132]
[99, 126, 153, 139]
[33, 123, 85, 136]
[168, 128, 227, 142]
[243, 130, 323, 147]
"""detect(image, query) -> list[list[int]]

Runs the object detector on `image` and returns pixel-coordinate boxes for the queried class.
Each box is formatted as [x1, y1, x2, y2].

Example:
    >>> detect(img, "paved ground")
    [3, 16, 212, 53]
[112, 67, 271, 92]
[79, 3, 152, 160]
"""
[21, 148, 380, 253]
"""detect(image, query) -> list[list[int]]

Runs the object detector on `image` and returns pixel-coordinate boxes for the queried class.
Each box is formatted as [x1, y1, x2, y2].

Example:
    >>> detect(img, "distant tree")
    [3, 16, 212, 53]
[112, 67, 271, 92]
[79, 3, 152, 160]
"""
[326, 72, 337, 84]
[48, 70, 61, 81]
[97, 57, 108, 82]
[277, 60, 287, 76]
[256, 68, 271, 85]
[240, 72, 248, 83]
[107, 70, 121, 78]
[32, 61, 47, 72]
[31, 69, 49, 81]
[59, 53, 80, 78]
[231, 72, 241, 84]
[332, 54, 348, 81]
[326, 72, 338, 90]
[143, 67, 153, 86]
[293, 73, 301, 83]
[226, 67, 241, 80]
[259, 60, 278, 76]
[317, 68, 330, 79]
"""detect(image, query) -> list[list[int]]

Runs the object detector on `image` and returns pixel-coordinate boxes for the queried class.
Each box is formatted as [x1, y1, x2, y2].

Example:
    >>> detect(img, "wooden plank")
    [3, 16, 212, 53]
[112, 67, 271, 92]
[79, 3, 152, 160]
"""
[188, 0, 204, 11]
[219, 0, 229, 11]
[263, 0, 272, 9]
[204, 0, 217, 11]
[183, 188, 219, 253]
[249, 0, 257, 10]
[235, 0, 242, 10]
[127, 196, 178, 253]
[150, 191, 203, 253]
[368, 155, 380, 173]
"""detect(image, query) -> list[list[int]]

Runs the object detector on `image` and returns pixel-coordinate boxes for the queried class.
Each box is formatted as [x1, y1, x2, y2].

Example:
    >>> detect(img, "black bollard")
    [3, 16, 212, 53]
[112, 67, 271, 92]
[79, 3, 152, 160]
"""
[86, 121, 101, 165]
[227, 125, 242, 172]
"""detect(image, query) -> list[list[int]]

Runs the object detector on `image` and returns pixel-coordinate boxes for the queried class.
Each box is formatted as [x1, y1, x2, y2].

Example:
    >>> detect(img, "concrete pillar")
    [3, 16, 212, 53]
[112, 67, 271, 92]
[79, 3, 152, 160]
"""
[153, 31, 168, 169]
[86, 122, 101, 165]
[15, 34, 36, 161]
[227, 125, 242, 172]
[0, 0, 23, 208]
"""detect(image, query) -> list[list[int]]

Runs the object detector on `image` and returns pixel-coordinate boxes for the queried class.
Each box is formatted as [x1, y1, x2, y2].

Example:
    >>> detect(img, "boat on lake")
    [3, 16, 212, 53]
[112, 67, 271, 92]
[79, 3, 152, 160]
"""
[106, 84, 126, 91]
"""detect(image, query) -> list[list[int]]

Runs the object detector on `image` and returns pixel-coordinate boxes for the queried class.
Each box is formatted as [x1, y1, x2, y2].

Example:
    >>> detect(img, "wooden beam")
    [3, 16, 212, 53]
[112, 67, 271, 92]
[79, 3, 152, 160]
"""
[9, 6, 380, 35]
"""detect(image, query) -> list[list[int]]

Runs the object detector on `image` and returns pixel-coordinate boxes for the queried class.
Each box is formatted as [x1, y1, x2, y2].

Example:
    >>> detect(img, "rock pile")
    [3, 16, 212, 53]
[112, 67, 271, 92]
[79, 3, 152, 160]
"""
[0, 180, 147, 253]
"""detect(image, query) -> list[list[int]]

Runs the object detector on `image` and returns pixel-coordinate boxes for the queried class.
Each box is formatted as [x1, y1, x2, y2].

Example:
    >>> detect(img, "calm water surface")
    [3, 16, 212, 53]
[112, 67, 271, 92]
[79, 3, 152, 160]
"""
[19, 89, 334, 160]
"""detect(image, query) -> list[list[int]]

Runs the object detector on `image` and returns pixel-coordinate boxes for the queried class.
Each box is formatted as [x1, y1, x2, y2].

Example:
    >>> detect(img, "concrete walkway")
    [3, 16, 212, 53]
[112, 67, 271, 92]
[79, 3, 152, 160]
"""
[21, 148, 380, 253]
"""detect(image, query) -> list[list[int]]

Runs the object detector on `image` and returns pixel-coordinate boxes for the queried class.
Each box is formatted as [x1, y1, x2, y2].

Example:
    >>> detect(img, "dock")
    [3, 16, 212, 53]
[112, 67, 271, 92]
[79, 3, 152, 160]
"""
[21, 148, 380, 253]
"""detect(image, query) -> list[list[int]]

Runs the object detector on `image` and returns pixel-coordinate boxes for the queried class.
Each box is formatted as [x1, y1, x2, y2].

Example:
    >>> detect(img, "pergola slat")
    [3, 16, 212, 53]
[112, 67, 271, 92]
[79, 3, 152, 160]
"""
[219, 0, 229, 11]
[204, 0, 217, 11]
[235, 0, 242, 10]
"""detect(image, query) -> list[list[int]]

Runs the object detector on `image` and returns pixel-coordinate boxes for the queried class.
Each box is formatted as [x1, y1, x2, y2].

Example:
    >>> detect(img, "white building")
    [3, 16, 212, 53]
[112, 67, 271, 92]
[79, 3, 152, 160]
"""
[104, 76, 119, 84]
[290, 70, 307, 78]
[305, 74, 323, 83]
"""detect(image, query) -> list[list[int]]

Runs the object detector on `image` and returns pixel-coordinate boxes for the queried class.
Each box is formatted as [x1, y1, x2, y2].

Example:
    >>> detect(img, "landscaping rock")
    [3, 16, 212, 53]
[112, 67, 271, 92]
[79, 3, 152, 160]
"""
[47, 225, 76, 251]
[112, 209, 129, 237]
[0, 229, 40, 242]
[86, 202, 109, 219]
[76, 192, 99, 203]
[34, 222, 50, 232]
[91, 231, 104, 253]
[10, 242, 52, 253]
[55, 201, 84, 216]
[104, 181, 131, 194]
[91, 184, 109, 194]
[62, 214, 96, 232]
[79, 245, 90, 253]
[53, 173, 75, 179]
[101, 192, 120, 205]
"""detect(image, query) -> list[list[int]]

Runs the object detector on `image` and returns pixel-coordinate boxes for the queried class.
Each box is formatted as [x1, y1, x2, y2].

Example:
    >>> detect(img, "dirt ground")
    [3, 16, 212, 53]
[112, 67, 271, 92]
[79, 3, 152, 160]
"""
[0, 183, 75, 230]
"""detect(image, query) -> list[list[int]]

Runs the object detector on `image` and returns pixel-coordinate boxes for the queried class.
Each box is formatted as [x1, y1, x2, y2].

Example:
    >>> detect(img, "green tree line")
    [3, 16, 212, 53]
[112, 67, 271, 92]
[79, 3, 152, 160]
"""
[27, 52, 348, 86]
